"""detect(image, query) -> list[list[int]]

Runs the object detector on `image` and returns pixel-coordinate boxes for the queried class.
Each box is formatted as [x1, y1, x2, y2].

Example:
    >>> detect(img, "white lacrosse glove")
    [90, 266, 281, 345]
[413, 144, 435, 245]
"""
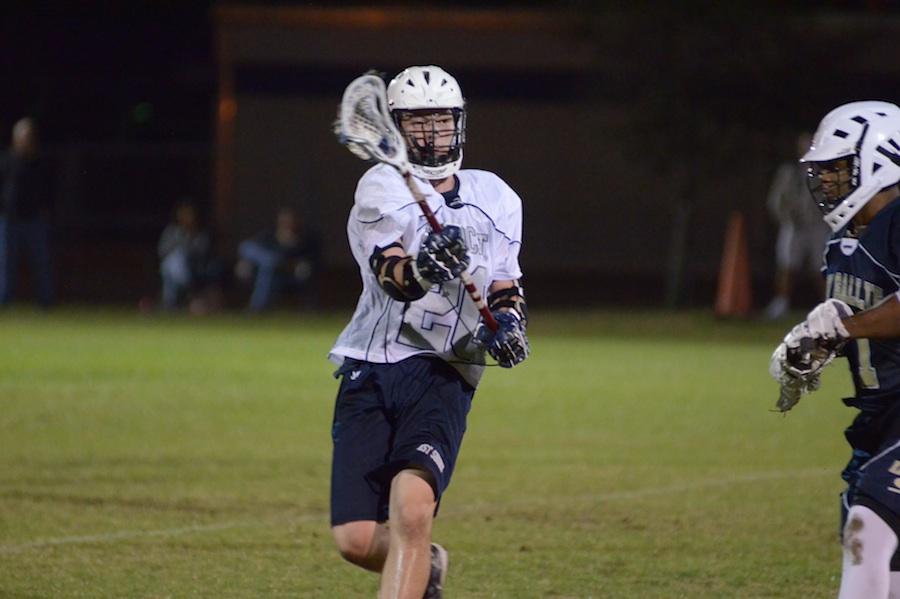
[805, 299, 852, 342]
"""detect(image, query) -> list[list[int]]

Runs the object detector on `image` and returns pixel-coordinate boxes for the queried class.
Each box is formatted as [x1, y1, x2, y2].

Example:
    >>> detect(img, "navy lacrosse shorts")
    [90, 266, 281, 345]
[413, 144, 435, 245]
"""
[330, 355, 474, 526]
[841, 439, 900, 569]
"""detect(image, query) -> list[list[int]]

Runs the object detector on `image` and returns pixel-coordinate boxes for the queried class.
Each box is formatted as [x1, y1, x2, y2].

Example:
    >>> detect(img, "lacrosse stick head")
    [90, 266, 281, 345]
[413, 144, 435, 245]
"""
[335, 74, 410, 173]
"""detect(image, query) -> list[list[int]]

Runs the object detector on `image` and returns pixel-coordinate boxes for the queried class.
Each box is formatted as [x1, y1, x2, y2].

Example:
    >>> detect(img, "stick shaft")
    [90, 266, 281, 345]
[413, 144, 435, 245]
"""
[403, 173, 498, 332]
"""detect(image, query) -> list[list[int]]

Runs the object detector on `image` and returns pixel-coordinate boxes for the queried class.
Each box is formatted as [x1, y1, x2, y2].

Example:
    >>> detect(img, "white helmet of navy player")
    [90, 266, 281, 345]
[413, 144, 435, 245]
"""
[387, 65, 466, 180]
[801, 100, 900, 231]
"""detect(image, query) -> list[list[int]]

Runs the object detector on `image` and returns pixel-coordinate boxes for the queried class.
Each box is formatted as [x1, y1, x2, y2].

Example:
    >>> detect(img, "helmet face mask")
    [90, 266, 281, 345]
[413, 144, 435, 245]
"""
[394, 108, 466, 173]
[387, 66, 466, 180]
[806, 154, 858, 216]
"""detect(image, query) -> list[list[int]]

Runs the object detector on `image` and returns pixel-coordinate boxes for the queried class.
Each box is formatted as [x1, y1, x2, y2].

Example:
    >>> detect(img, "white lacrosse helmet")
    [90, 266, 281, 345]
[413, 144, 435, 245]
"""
[387, 65, 466, 180]
[801, 101, 900, 231]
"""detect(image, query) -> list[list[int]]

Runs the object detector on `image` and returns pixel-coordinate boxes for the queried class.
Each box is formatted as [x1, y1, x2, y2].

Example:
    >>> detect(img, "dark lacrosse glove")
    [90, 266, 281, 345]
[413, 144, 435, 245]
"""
[474, 311, 530, 368]
[415, 225, 470, 284]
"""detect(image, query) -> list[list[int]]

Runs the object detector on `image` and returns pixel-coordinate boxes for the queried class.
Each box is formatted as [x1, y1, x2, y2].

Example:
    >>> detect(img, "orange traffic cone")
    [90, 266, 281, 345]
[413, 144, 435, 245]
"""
[715, 211, 752, 318]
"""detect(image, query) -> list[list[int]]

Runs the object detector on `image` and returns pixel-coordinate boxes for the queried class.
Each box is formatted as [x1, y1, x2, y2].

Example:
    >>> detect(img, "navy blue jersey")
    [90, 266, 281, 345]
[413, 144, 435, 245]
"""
[825, 198, 900, 415]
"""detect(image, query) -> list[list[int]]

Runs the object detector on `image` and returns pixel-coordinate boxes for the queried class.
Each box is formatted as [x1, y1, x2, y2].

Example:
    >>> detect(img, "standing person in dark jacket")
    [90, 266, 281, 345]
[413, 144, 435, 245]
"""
[0, 118, 54, 307]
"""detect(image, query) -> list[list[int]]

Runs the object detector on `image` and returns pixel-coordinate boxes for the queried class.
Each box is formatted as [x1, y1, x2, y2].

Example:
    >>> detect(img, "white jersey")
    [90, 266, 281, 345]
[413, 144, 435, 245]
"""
[329, 164, 524, 387]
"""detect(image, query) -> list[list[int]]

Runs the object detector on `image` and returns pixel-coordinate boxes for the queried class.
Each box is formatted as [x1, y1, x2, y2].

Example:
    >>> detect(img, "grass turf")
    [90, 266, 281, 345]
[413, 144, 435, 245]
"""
[0, 308, 855, 597]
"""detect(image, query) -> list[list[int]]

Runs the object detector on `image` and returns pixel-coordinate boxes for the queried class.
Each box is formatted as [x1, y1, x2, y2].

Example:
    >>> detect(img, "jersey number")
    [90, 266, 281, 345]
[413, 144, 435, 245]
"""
[420, 288, 465, 352]
[399, 283, 466, 353]
[856, 338, 880, 389]
[398, 266, 487, 356]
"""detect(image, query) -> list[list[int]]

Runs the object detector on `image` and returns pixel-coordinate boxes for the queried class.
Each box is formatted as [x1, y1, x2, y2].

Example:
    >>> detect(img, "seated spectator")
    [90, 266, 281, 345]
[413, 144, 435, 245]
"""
[158, 200, 223, 312]
[235, 207, 320, 312]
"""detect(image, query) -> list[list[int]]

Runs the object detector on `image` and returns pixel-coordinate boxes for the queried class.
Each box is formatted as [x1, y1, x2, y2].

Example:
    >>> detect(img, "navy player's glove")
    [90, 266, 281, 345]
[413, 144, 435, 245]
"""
[474, 311, 530, 368]
[415, 225, 470, 284]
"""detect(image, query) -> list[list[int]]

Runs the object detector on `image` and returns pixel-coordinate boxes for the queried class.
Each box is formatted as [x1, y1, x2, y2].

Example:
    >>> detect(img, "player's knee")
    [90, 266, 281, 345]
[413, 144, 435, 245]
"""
[393, 501, 433, 540]
[332, 522, 374, 565]
[390, 471, 436, 538]
[842, 505, 898, 565]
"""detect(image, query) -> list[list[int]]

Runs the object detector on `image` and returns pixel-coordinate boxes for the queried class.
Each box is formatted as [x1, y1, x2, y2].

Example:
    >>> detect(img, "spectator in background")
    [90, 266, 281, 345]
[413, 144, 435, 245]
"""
[0, 118, 54, 308]
[235, 206, 320, 312]
[158, 200, 222, 312]
[763, 132, 831, 320]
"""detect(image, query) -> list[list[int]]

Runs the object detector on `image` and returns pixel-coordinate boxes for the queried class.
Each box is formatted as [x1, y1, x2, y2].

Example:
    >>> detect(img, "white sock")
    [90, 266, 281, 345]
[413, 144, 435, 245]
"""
[839, 505, 898, 599]
[888, 571, 900, 599]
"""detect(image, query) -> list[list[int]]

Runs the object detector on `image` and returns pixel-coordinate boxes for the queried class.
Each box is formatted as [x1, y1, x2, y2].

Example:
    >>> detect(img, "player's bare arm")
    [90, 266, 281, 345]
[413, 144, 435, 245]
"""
[841, 293, 900, 339]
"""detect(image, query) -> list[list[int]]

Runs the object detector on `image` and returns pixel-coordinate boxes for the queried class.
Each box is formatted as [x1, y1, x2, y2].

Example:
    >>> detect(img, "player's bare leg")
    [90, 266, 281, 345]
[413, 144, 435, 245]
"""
[379, 469, 436, 599]
[332, 521, 390, 572]
[838, 505, 898, 599]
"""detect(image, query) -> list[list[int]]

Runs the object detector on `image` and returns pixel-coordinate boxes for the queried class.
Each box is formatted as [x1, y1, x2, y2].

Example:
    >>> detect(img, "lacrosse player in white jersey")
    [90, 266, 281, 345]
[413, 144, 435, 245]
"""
[328, 66, 529, 598]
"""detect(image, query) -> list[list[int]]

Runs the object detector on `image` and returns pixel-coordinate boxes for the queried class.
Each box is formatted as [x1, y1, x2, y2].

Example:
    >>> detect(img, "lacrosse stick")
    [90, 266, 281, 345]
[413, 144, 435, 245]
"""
[335, 73, 498, 332]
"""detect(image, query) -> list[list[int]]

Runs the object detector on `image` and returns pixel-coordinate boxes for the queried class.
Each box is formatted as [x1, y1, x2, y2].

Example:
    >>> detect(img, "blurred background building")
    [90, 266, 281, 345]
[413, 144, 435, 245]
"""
[2, 1, 899, 310]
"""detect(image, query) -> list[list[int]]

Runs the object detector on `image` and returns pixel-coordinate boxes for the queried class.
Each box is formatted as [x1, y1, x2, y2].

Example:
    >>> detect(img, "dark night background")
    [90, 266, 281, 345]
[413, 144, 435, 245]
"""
[1, 1, 898, 309]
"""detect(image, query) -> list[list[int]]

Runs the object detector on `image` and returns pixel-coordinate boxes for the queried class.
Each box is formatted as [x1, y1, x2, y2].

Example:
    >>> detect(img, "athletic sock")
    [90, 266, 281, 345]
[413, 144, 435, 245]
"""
[839, 505, 899, 599]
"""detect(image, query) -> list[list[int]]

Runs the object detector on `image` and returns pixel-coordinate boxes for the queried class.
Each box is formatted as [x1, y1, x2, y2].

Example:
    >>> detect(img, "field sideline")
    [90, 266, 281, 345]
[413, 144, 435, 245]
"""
[0, 308, 855, 597]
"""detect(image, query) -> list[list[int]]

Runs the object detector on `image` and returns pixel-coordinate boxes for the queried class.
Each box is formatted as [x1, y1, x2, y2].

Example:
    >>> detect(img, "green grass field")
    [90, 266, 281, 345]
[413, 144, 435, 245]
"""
[0, 308, 856, 598]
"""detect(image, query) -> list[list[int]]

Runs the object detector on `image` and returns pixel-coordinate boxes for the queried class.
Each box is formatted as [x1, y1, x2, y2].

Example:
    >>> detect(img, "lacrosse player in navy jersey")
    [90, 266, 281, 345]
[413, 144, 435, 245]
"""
[770, 101, 900, 598]
[328, 66, 529, 598]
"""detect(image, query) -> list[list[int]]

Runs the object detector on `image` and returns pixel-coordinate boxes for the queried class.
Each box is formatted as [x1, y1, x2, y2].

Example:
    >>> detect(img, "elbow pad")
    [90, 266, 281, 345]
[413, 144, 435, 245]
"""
[487, 283, 528, 326]
[369, 243, 429, 302]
